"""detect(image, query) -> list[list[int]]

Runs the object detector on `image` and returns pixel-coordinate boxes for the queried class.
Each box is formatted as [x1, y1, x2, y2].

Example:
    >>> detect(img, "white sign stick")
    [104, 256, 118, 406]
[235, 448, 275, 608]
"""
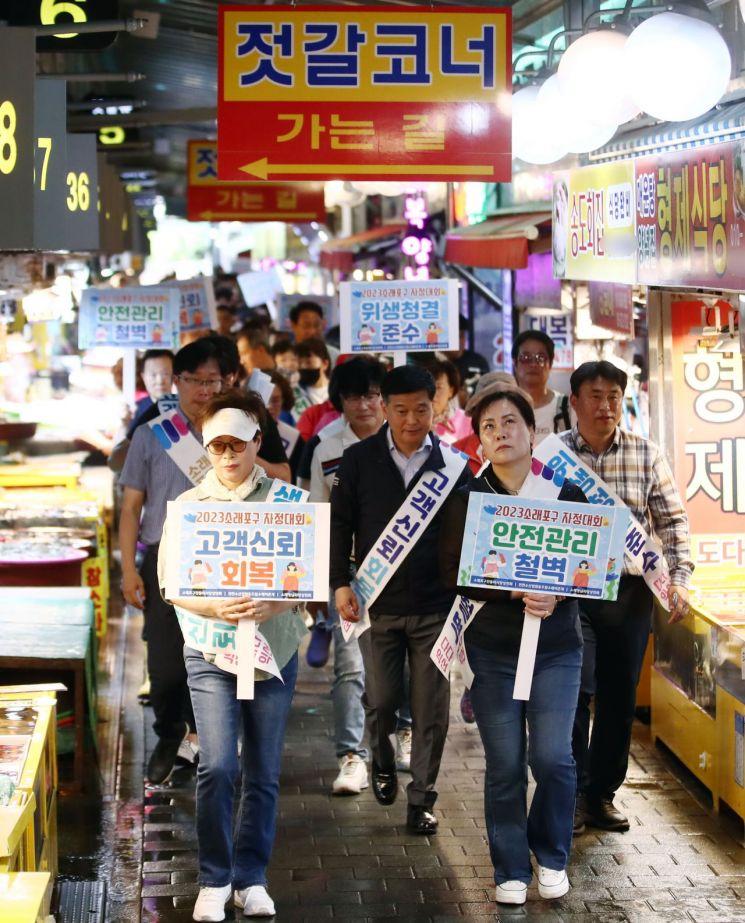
[236, 618, 256, 700]
[513, 613, 542, 701]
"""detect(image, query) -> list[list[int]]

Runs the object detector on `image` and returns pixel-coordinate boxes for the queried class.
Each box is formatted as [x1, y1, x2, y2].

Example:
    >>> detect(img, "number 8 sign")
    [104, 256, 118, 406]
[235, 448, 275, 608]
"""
[0, 28, 35, 250]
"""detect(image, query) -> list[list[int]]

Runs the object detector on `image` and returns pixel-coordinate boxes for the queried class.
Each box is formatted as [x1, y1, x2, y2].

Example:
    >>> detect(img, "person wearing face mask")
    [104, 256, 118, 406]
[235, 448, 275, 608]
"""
[293, 338, 334, 436]
[439, 387, 586, 907]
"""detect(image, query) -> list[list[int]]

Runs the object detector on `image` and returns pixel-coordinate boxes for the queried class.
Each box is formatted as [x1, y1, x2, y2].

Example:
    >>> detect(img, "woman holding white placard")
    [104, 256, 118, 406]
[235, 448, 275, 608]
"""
[439, 386, 585, 907]
[158, 389, 306, 923]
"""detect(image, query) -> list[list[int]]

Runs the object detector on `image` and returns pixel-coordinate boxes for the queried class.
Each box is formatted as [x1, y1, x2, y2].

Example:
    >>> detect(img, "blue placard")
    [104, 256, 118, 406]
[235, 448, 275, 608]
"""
[458, 494, 630, 600]
[78, 286, 180, 349]
[340, 279, 459, 354]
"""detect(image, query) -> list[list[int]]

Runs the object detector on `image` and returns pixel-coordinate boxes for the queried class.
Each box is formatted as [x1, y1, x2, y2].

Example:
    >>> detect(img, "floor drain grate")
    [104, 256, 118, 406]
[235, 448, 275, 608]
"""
[56, 880, 107, 923]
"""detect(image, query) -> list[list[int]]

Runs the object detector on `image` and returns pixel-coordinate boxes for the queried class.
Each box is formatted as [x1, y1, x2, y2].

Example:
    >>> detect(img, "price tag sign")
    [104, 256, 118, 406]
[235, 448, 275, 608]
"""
[0, 29, 35, 250]
[3, 0, 120, 51]
[65, 134, 100, 251]
[34, 80, 68, 251]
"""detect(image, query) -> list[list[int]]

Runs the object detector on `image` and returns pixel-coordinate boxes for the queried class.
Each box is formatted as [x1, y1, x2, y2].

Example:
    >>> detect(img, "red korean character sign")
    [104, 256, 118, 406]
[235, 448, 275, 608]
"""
[635, 140, 745, 290]
[218, 5, 512, 182]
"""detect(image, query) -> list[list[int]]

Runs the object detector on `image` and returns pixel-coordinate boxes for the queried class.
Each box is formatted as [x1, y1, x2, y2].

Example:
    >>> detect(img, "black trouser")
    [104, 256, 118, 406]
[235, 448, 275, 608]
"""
[358, 612, 450, 809]
[572, 576, 653, 802]
[141, 545, 194, 741]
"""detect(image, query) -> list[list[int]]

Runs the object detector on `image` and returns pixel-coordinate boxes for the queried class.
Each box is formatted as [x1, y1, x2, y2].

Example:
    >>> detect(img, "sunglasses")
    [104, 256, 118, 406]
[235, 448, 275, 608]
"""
[206, 439, 249, 455]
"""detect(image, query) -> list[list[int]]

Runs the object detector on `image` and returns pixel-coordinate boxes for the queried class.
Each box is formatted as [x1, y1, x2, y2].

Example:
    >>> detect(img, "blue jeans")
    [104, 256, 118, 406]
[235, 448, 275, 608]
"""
[467, 642, 581, 885]
[185, 647, 298, 889]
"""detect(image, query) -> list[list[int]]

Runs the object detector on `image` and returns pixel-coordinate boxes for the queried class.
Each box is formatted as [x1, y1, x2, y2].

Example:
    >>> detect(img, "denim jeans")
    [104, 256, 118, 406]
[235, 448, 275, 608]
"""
[185, 646, 298, 889]
[467, 642, 581, 885]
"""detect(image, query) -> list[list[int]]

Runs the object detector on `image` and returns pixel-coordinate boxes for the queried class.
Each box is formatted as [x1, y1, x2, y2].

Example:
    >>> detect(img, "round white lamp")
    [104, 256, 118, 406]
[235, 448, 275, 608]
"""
[557, 29, 639, 125]
[536, 74, 618, 154]
[512, 84, 569, 164]
[624, 12, 731, 121]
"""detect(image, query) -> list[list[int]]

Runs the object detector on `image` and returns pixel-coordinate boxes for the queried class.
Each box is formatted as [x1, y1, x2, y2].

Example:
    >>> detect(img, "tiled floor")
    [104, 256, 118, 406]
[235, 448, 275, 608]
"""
[58, 606, 745, 922]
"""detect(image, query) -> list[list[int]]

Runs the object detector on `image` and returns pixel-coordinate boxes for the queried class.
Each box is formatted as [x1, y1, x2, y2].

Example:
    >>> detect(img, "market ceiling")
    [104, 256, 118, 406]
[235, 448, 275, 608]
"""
[42, 0, 564, 215]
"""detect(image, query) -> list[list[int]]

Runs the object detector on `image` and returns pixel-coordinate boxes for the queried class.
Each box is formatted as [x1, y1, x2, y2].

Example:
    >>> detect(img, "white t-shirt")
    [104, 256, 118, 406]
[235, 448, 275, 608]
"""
[533, 390, 574, 446]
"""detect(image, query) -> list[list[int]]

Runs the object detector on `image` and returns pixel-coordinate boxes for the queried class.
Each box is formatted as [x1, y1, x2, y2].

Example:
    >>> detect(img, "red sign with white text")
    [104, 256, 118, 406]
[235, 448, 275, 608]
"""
[218, 6, 512, 183]
[588, 281, 634, 336]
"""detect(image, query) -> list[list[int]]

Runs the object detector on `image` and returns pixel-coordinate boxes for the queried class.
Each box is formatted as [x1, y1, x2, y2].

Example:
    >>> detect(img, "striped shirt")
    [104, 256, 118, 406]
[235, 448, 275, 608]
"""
[560, 426, 694, 587]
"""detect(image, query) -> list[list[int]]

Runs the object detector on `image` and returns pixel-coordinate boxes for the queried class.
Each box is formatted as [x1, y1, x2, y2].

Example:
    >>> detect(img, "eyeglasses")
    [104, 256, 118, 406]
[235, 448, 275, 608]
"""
[344, 391, 381, 406]
[176, 375, 223, 390]
[517, 352, 549, 367]
[206, 439, 248, 456]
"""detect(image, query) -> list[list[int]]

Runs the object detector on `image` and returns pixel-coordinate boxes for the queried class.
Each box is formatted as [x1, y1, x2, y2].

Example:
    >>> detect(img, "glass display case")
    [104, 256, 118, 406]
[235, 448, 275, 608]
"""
[653, 606, 716, 718]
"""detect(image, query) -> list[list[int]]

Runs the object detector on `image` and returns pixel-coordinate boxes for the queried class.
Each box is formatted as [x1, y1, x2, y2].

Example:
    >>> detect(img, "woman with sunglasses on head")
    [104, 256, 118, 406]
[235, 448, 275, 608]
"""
[158, 390, 306, 922]
[439, 386, 586, 908]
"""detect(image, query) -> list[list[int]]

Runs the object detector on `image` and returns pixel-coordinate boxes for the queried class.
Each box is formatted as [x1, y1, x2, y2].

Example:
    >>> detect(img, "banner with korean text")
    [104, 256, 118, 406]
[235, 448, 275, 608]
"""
[218, 6, 512, 182]
[670, 298, 744, 580]
[457, 494, 629, 600]
[636, 140, 745, 290]
[168, 278, 218, 335]
[552, 161, 636, 282]
[164, 501, 329, 602]
[78, 286, 180, 349]
[339, 279, 459, 354]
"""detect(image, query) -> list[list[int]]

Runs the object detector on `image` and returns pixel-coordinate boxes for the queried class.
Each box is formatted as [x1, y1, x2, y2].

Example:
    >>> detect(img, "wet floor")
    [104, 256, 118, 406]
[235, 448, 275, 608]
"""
[57, 600, 745, 923]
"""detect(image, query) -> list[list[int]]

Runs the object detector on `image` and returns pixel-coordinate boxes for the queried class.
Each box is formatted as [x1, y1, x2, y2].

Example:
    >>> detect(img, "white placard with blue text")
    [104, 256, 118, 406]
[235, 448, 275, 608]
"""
[339, 279, 459, 354]
[164, 501, 329, 602]
[78, 286, 180, 349]
[168, 278, 218, 334]
[458, 494, 630, 600]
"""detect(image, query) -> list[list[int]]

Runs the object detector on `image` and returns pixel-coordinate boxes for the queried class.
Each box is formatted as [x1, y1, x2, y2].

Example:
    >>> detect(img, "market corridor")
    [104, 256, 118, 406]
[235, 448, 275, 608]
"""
[58, 602, 745, 923]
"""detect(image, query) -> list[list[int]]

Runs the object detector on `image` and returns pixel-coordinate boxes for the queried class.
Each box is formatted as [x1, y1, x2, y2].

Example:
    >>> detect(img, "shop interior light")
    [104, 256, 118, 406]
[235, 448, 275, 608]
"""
[557, 29, 639, 127]
[623, 11, 731, 122]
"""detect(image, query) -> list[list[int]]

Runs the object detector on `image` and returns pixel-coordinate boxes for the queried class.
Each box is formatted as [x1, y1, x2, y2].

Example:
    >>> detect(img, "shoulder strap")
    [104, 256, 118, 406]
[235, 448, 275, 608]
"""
[553, 394, 571, 433]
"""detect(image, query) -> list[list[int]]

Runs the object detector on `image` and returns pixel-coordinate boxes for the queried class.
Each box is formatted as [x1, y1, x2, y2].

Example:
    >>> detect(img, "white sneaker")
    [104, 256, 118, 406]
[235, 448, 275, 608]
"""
[193, 884, 232, 921]
[495, 880, 527, 905]
[537, 865, 569, 899]
[395, 728, 412, 772]
[176, 736, 199, 766]
[332, 753, 369, 795]
[234, 885, 275, 917]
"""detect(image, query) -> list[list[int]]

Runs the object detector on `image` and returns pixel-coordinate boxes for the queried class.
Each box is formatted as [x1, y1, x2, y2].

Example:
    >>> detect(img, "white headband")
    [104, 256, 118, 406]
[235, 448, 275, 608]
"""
[202, 408, 260, 446]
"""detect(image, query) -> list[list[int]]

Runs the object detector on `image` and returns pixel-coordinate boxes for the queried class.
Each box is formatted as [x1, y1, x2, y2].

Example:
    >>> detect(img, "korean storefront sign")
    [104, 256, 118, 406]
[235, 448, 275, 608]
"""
[164, 501, 330, 602]
[636, 141, 744, 290]
[339, 278, 459, 354]
[167, 277, 218, 335]
[588, 281, 634, 336]
[218, 6, 512, 182]
[670, 298, 744, 579]
[186, 140, 325, 223]
[457, 493, 629, 600]
[552, 161, 636, 283]
[78, 287, 180, 349]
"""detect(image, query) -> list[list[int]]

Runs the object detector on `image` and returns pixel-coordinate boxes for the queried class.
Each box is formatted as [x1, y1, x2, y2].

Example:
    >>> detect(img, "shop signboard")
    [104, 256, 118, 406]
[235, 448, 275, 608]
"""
[167, 278, 218, 334]
[339, 278, 459, 354]
[218, 5, 512, 182]
[670, 298, 745, 580]
[0, 30, 37, 250]
[187, 140, 326, 223]
[98, 155, 132, 254]
[65, 133, 100, 251]
[33, 80, 69, 252]
[636, 140, 745, 290]
[457, 493, 629, 600]
[588, 281, 634, 336]
[78, 286, 180, 349]
[2, 0, 119, 50]
[163, 501, 330, 601]
[552, 161, 636, 283]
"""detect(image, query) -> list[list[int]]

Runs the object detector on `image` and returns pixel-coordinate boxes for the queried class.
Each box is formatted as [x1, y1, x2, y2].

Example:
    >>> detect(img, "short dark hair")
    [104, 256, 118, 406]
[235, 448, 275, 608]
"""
[295, 337, 330, 365]
[142, 348, 174, 365]
[570, 361, 628, 396]
[236, 324, 271, 351]
[471, 389, 536, 436]
[511, 330, 555, 365]
[328, 357, 385, 412]
[289, 300, 324, 324]
[214, 285, 234, 303]
[173, 338, 222, 376]
[266, 368, 295, 412]
[381, 365, 436, 401]
[203, 334, 241, 378]
[199, 388, 268, 437]
[271, 339, 296, 358]
[429, 358, 461, 395]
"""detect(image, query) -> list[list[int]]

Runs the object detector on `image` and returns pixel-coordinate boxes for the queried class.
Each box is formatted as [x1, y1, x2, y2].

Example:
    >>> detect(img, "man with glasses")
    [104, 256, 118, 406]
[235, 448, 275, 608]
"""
[511, 330, 573, 445]
[564, 361, 693, 835]
[119, 339, 226, 784]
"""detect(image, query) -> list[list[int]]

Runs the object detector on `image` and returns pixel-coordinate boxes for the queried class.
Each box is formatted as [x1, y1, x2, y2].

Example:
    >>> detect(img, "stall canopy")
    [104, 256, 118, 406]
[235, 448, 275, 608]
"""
[319, 223, 408, 273]
[443, 211, 552, 269]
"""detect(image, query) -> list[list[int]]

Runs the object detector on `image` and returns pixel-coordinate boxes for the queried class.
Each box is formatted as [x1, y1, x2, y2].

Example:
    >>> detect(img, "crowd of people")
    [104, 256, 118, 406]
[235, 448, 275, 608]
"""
[112, 285, 693, 922]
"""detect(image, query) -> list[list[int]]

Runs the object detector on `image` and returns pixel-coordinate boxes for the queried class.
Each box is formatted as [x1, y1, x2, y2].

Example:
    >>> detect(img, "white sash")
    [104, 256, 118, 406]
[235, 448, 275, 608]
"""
[148, 400, 211, 486]
[533, 434, 671, 608]
[277, 419, 301, 459]
[340, 443, 469, 641]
